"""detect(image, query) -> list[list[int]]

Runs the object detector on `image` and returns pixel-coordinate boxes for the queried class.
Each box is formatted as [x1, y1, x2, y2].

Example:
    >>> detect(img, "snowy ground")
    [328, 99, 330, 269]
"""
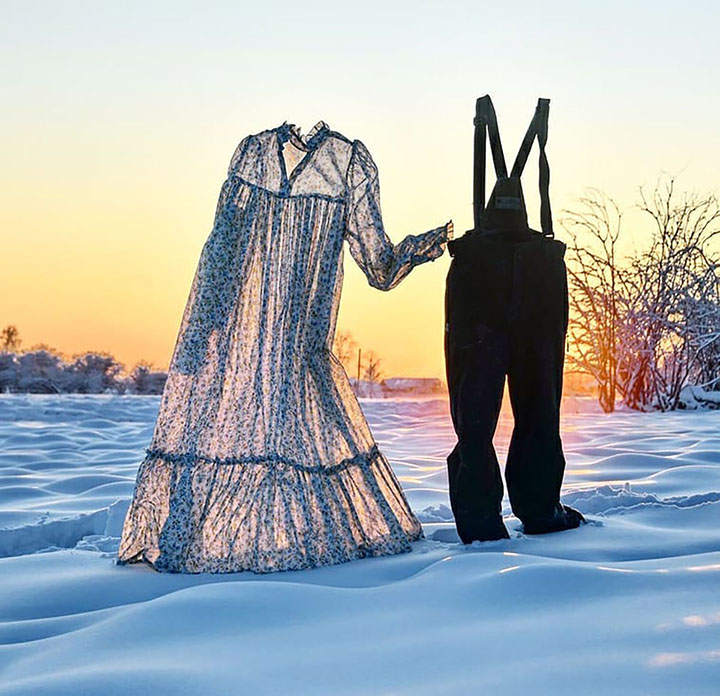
[0, 394, 719, 695]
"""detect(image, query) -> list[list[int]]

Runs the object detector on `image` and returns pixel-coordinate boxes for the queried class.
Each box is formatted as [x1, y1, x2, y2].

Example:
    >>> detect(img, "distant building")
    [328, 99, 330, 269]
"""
[348, 379, 385, 397]
[381, 378, 446, 396]
[380, 377, 445, 394]
[347, 377, 447, 398]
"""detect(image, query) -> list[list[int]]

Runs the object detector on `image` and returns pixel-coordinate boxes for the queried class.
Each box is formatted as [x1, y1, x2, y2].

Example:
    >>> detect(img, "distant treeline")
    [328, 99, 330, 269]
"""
[0, 326, 386, 396]
[5, 172, 719, 413]
[0, 340, 166, 395]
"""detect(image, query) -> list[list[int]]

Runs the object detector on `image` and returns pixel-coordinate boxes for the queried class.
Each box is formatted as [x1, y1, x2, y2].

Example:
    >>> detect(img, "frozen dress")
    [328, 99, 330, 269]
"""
[117, 120, 450, 573]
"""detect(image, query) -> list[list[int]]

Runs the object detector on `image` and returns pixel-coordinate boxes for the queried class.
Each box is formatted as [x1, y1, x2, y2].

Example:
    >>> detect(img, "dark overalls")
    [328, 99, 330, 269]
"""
[444, 95, 570, 541]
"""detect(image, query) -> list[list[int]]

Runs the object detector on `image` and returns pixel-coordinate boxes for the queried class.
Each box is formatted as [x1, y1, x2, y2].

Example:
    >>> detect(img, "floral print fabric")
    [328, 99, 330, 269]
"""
[117, 120, 450, 573]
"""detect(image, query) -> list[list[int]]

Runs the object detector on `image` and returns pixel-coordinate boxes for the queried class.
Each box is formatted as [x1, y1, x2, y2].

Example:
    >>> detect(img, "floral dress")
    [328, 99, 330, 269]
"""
[117, 120, 450, 573]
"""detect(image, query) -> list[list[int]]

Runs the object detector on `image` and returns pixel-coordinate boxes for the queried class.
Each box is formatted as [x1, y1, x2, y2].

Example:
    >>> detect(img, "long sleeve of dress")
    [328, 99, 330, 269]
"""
[343, 138, 449, 291]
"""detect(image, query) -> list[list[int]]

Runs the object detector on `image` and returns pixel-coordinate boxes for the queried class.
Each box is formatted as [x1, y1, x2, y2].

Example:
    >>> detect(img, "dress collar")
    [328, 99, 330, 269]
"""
[277, 120, 330, 150]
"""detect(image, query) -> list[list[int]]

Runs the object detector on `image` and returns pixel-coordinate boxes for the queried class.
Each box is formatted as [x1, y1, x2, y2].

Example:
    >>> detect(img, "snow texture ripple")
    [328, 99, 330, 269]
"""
[0, 394, 719, 695]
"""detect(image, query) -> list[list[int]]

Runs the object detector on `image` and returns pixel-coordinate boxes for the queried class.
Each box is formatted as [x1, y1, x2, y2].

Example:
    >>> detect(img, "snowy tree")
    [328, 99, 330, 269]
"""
[625, 177, 720, 410]
[690, 299, 720, 392]
[562, 190, 626, 412]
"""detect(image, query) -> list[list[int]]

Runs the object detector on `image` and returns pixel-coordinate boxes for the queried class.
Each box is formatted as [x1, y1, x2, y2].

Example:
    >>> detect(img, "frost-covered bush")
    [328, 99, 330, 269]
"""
[15, 348, 67, 393]
[677, 385, 720, 409]
[0, 352, 19, 392]
[0, 346, 168, 395]
[564, 175, 720, 412]
[127, 362, 167, 394]
[63, 352, 125, 394]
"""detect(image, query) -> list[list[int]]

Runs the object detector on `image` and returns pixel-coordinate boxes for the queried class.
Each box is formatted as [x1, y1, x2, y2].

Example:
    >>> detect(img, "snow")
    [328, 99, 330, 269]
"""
[1, 394, 719, 694]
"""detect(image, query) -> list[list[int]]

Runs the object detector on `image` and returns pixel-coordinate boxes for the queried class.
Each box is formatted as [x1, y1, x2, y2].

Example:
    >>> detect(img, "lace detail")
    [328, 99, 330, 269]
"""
[117, 122, 448, 573]
[344, 138, 449, 290]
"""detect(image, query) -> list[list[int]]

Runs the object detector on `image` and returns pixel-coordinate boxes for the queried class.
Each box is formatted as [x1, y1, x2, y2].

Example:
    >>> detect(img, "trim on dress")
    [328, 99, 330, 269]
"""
[144, 443, 382, 474]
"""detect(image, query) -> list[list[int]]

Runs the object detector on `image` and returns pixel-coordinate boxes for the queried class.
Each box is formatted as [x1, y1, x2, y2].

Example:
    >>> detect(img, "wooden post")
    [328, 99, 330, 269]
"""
[356, 348, 362, 396]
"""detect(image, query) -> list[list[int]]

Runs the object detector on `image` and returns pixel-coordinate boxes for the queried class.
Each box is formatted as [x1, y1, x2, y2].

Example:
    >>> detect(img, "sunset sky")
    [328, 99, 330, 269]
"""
[2, 1, 719, 380]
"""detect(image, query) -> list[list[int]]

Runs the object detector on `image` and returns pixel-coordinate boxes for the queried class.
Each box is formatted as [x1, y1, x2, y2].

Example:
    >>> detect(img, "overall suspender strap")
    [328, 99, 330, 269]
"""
[510, 98, 553, 238]
[473, 95, 508, 230]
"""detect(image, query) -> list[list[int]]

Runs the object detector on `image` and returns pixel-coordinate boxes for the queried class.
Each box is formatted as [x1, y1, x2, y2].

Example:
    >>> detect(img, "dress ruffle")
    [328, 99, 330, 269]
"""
[117, 447, 423, 574]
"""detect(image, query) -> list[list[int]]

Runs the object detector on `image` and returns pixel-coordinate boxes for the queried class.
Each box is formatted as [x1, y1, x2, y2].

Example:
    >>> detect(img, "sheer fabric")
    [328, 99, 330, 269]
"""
[117, 120, 450, 573]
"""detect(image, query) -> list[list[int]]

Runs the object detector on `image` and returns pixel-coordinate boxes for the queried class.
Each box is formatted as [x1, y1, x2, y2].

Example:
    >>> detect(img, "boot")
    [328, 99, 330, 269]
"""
[522, 503, 585, 535]
[455, 511, 510, 543]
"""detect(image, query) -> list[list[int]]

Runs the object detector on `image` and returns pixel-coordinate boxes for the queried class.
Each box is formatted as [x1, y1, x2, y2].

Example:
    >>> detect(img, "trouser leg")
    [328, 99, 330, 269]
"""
[505, 240, 569, 522]
[444, 253, 510, 539]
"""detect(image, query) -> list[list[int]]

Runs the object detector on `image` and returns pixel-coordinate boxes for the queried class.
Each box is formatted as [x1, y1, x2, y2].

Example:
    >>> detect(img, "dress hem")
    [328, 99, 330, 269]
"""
[117, 445, 424, 574]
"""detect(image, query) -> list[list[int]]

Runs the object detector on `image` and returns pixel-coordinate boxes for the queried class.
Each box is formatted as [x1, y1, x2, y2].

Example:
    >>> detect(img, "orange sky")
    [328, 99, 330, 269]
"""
[2, 2, 719, 380]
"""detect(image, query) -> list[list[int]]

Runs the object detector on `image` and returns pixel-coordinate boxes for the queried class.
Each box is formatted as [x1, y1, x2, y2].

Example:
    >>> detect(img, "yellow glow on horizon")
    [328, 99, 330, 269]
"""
[3, 3, 719, 380]
[4, 127, 712, 381]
